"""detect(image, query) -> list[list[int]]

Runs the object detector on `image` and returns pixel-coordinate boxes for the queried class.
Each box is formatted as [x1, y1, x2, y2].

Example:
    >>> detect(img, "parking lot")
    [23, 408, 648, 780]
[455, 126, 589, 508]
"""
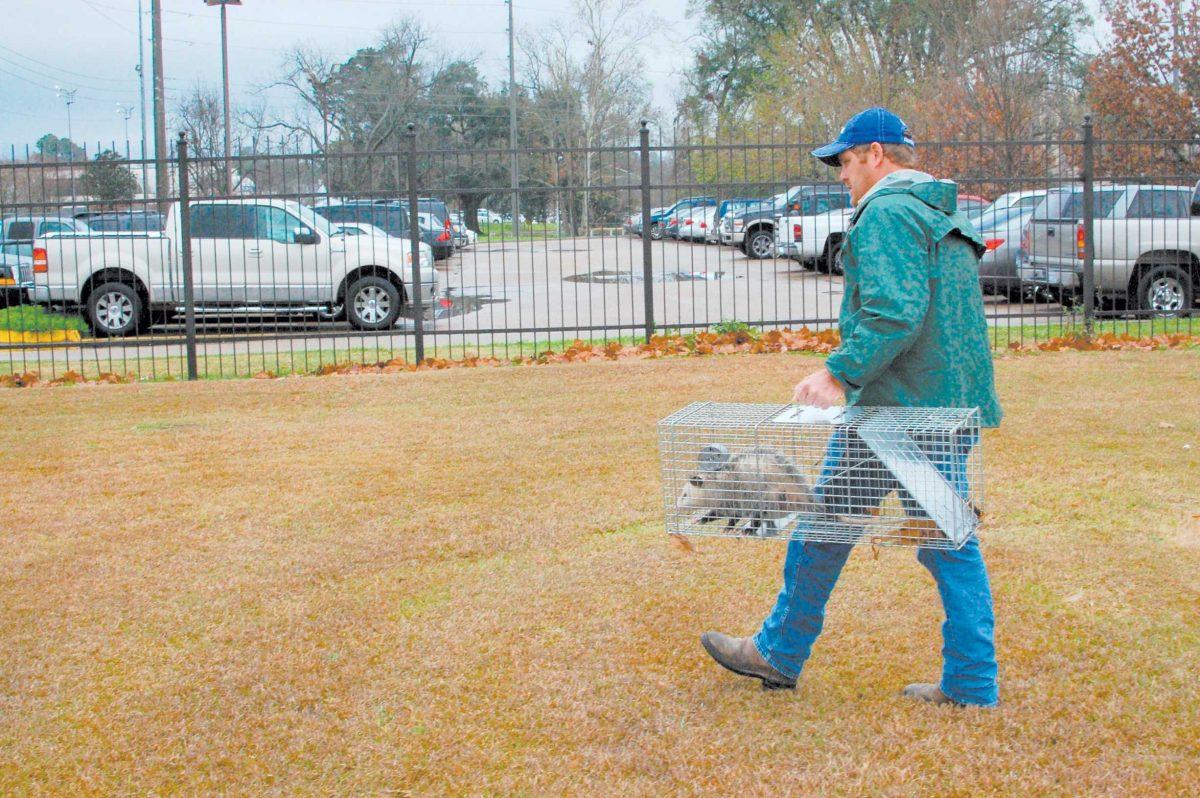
[3, 235, 1062, 374]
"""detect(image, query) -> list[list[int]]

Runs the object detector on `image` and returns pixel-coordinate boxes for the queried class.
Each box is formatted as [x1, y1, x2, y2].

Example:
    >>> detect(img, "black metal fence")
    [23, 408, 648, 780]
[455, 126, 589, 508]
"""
[2, 120, 1198, 381]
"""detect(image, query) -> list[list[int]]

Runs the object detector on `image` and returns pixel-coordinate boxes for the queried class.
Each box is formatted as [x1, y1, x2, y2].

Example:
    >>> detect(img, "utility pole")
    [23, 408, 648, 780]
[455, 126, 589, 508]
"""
[137, 0, 148, 158]
[205, 0, 241, 196]
[151, 0, 169, 203]
[507, 0, 519, 238]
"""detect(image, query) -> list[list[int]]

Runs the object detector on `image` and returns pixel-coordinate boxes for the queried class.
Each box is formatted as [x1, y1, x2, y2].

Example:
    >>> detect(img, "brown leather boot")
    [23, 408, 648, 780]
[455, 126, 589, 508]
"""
[700, 632, 796, 690]
[902, 683, 964, 706]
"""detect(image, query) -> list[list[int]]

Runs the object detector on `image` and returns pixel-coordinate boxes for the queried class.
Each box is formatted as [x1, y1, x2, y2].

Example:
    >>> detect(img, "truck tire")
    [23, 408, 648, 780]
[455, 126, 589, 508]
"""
[86, 281, 145, 337]
[746, 228, 775, 259]
[818, 236, 844, 274]
[347, 275, 402, 330]
[1136, 264, 1193, 317]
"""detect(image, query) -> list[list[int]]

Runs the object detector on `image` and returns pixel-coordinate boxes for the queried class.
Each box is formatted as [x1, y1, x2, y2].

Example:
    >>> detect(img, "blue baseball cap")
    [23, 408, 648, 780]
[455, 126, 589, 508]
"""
[811, 107, 915, 167]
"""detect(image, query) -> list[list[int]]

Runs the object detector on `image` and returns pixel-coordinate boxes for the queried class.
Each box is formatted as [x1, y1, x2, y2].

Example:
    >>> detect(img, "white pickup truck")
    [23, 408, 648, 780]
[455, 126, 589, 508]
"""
[1018, 182, 1200, 316]
[31, 198, 437, 336]
[774, 206, 854, 273]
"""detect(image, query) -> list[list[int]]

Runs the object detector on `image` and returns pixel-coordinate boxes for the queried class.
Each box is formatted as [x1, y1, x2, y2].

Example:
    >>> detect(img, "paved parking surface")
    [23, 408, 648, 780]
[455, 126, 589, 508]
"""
[4, 235, 1064, 372]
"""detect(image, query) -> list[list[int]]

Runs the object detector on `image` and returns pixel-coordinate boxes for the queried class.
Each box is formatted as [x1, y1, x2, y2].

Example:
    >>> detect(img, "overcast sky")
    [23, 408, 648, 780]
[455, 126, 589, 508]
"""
[0, 0, 1110, 152]
[0, 0, 694, 151]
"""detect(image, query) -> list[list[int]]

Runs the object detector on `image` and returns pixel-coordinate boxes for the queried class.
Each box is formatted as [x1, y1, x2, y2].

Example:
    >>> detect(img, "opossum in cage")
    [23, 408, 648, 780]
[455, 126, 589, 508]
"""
[677, 444, 823, 536]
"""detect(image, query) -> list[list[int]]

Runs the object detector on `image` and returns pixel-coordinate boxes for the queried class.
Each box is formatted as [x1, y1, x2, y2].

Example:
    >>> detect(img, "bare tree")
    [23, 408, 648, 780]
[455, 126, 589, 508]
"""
[522, 0, 653, 232]
[174, 85, 227, 196]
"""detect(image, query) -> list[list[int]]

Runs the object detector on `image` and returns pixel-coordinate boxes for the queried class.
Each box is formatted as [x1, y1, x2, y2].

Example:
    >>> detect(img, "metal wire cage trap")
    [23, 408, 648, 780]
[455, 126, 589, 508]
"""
[658, 402, 985, 550]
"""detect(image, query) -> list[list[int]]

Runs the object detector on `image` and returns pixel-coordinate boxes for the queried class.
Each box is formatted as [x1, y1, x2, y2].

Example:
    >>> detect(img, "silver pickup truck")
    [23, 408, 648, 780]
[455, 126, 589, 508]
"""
[1018, 182, 1200, 315]
[31, 199, 437, 336]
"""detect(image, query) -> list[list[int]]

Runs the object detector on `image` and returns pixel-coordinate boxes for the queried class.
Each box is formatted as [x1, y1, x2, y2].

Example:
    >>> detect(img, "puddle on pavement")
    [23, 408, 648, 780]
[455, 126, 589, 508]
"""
[564, 270, 640, 284]
[659, 270, 730, 282]
[563, 269, 733, 284]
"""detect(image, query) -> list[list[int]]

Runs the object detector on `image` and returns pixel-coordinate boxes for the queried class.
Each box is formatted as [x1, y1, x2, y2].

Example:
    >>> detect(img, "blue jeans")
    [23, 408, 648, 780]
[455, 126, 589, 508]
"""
[752, 429, 998, 706]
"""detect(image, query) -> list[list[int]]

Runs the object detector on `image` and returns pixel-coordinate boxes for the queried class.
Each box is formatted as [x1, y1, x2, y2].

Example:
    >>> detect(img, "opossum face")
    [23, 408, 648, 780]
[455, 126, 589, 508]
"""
[676, 471, 727, 523]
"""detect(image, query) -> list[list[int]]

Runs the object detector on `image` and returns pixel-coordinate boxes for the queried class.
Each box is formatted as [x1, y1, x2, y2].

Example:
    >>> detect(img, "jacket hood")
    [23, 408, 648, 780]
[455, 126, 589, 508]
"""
[852, 174, 986, 256]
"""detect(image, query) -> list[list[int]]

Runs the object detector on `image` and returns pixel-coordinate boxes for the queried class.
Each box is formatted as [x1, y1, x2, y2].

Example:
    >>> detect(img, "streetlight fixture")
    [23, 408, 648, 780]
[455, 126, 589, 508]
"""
[55, 86, 78, 154]
[204, 0, 241, 195]
[117, 104, 134, 148]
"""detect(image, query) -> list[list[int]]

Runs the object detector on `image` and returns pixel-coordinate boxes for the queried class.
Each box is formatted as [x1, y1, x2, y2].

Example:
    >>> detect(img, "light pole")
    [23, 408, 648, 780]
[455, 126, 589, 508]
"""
[55, 86, 77, 155]
[117, 104, 134, 148]
[137, 0, 149, 157]
[204, 0, 241, 195]
[506, 0, 519, 238]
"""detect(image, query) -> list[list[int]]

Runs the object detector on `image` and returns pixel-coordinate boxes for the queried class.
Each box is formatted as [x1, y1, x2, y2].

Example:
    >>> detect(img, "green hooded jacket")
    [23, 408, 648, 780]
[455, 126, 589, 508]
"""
[824, 175, 1003, 427]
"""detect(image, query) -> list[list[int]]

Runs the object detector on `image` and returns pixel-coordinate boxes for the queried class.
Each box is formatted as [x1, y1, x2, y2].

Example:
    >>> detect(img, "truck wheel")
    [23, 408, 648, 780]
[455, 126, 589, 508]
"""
[347, 276, 402, 330]
[746, 229, 775, 259]
[86, 281, 145, 337]
[818, 237, 844, 274]
[1136, 264, 1193, 317]
[649, 223, 663, 241]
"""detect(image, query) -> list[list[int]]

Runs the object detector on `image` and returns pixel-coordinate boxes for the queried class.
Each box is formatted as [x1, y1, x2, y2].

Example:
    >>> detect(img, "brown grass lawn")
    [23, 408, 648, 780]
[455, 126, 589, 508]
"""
[2, 350, 1198, 796]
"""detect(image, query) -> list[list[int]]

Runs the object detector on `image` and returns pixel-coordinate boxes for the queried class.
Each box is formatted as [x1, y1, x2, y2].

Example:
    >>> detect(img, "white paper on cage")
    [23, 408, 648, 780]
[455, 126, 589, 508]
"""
[770, 405, 854, 425]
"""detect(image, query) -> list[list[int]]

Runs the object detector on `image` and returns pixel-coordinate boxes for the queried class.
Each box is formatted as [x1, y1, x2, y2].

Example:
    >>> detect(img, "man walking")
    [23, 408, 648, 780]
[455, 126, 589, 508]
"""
[700, 107, 1003, 707]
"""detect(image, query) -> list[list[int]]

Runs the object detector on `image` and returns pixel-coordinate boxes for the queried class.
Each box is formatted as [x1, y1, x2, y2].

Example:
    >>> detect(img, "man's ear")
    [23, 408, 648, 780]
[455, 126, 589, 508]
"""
[870, 142, 886, 166]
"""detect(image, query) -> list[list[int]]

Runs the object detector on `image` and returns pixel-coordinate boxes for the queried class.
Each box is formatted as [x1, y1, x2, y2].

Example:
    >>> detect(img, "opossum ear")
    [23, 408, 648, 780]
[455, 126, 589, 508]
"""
[698, 443, 731, 472]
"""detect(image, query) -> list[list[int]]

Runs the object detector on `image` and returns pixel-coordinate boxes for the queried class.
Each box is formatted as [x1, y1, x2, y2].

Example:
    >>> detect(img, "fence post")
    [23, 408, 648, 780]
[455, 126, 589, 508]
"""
[1081, 115, 1096, 339]
[639, 120, 655, 344]
[177, 132, 198, 380]
[405, 123, 425, 365]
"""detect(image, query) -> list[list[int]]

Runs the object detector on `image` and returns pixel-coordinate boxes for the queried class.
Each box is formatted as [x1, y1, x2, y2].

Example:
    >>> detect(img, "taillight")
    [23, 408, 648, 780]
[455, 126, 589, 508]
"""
[1075, 223, 1086, 259]
[984, 238, 1004, 251]
[444, 218, 452, 230]
[684, 218, 693, 225]
[792, 223, 802, 242]
[1020, 227, 1031, 254]
[436, 231, 451, 242]
[33, 247, 48, 273]
[699, 222, 707, 229]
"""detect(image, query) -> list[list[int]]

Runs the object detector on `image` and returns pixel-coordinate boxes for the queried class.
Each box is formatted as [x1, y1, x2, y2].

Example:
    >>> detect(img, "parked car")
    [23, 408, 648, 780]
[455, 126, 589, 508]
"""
[957, 194, 991, 215]
[449, 213, 477, 246]
[775, 205, 853, 272]
[331, 221, 393, 239]
[312, 201, 454, 261]
[738, 184, 851, 260]
[973, 203, 1049, 299]
[1019, 183, 1200, 315]
[717, 198, 770, 247]
[477, 208, 504, 225]
[990, 189, 1054, 212]
[650, 197, 717, 240]
[32, 199, 437, 336]
[970, 190, 1050, 231]
[0, 250, 34, 307]
[713, 198, 759, 235]
[626, 207, 665, 236]
[2, 215, 92, 243]
[677, 206, 717, 242]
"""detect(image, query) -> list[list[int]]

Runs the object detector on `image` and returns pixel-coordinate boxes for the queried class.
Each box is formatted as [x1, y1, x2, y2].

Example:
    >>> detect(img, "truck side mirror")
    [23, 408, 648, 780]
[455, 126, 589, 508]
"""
[293, 227, 319, 245]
